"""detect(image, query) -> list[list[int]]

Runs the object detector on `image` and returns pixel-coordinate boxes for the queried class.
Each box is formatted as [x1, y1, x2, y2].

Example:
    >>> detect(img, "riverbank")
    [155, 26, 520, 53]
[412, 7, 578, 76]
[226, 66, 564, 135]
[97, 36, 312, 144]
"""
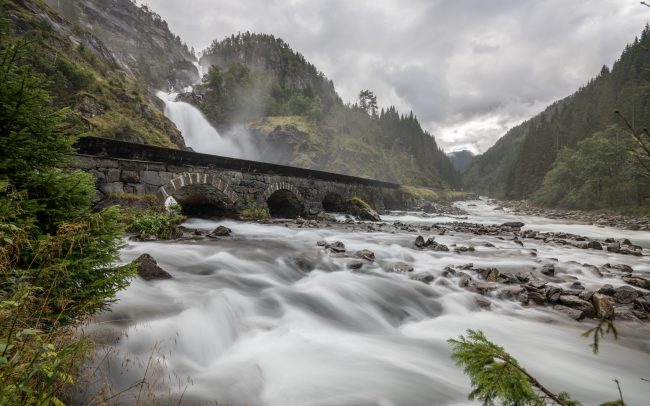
[497, 200, 650, 231]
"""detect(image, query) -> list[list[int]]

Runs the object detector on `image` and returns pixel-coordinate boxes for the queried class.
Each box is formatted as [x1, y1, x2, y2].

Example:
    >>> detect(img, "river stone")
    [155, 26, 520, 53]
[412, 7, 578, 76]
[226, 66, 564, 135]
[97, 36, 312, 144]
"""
[515, 270, 532, 283]
[501, 221, 525, 228]
[546, 286, 562, 303]
[634, 297, 650, 313]
[391, 261, 413, 273]
[597, 284, 616, 296]
[553, 304, 585, 321]
[347, 260, 364, 270]
[442, 266, 457, 277]
[208, 225, 231, 237]
[356, 249, 376, 262]
[558, 295, 595, 318]
[414, 235, 426, 248]
[578, 290, 594, 301]
[622, 275, 650, 290]
[591, 293, 615, 318]
[410, 272, 434, 284]
[528, 291, 546, 305]
[134, 253, 172, 280]
[476, 282, 497, 295]
[613, 286, 640, 304]
[605, 263, 633, 273]
[569, 282, 585, 291]
[326, 241, 346, 253]
[496, 286, 525, 300]
[484, 268, 500, 282]
[541, 264, 555, 276]
[586, 241, 603, 250]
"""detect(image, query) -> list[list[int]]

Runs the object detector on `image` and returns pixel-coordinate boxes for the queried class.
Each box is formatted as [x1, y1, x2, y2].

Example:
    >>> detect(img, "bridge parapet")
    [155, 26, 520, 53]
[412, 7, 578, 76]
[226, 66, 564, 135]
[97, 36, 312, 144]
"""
[71, 137, 409, 217]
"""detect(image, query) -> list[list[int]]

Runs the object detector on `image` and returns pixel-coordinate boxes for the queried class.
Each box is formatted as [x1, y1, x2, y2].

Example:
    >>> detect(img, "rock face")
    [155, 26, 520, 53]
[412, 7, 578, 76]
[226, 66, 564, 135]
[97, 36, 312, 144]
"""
[347, 198, 381, 222]
[48, 0, 199, 90]
[134, 254, 172, 280]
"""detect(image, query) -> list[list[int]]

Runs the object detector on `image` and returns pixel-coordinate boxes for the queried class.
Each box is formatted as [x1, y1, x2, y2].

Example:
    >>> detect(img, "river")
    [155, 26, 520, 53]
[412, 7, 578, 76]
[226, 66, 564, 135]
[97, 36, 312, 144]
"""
[82, 200, 650, 405]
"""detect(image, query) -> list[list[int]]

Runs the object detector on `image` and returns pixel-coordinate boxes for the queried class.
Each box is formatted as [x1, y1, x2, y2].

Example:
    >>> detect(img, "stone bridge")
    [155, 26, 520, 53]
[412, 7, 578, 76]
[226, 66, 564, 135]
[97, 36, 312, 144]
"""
[72, 137, 409, 218]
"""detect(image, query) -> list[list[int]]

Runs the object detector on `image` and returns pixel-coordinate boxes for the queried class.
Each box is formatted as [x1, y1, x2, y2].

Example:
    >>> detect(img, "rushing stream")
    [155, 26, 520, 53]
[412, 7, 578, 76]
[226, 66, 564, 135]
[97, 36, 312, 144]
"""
[83, 200, 650, 405]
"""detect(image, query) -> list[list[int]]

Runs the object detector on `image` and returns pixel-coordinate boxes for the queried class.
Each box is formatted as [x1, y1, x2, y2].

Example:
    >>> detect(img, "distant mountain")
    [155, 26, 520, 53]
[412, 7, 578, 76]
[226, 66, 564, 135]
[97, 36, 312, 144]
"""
[447, 150, 474, 172]
[188, 32, 461, 188]
[464, 25, 650, 210]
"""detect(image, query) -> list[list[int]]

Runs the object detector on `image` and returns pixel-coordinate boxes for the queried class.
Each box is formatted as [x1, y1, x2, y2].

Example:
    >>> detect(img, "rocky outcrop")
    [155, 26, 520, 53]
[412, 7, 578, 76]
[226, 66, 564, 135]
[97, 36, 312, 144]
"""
[134, 254, 172, 280]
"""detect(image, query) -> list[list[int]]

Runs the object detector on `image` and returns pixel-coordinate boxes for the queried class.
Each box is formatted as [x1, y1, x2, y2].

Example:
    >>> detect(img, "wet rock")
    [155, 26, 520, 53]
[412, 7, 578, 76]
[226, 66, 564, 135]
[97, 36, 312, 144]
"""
[291, 256, 315, 272]
[578, 290, 594, 301]
[134, 254, 172, 280]
[634, 297, 650, 313]
[501, 221, 525, 228]
[553, 304, 585, 321]
[558, 295, 595, 318]
[414, 235, 450, 252]
[325, 241, 346, 253]
[569, 282, 585, 291]
[606, 243, 621, 253]
[622, 275, 650, 290]
[348, 260, 364, 270]
[586, 241, 602, 250]
[498, 273, 519, 284]
[476, 282, 497, 295]
[207, 225, 231, 238]
[614, 308, 638, 321]
[356, 249, 376, 262]
[597, 284, 616, 296]
[483, 268, 500, 282]
[347, 198, 381, 221]
[605, 264, 633, 273]
[613, 286, 640, 304]
[528, 280, 547, 290]
[458, 263, 474, 270]
[496, 286, 525, 300]
[591, 293, 614, 318]
[415, 235, 426, 248]
[474, 295, 492, 309]
[528, 291, 546, 305]
[442, 266, 457, 277]
[316, 240, 328, 246]
[541, 264, 555, 277]
[515, 270, 532, 283]
[410, 272, 434, 284]
[390, 262, 414, 273]
[546, 286, 562, 303]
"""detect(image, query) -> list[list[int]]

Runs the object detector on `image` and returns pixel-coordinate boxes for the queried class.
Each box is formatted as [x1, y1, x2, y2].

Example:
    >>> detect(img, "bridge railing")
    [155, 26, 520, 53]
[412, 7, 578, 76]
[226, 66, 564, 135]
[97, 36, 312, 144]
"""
[74, 137, 400, 188]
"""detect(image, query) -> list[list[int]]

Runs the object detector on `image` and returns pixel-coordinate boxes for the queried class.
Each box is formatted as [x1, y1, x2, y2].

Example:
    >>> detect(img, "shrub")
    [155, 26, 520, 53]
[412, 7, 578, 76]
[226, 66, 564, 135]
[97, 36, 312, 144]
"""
[128, 211, 185, 239]
[240, 202, 270, 220]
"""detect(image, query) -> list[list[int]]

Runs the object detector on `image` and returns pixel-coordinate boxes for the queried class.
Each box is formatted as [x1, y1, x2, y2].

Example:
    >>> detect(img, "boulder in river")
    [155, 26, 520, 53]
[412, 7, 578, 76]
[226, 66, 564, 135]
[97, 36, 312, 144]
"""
[591, 293, 614, 318]
[540, 264, 555, 276]
[553, 304, 585, 321]
[134, 253, 172, 280]
[585, 241, 602, 250]
[207, 225, 232, 238]
[356, 249, 376, 262]
[622, 275, 650, 290]
[347, 197, 381, 222]
[558, 295, 595, 318]
[613, 285, 640, 304]
[347, 260, 364, 270]
[410, 272, 434, 284]
[390, 262, 414, 273]
[501, 221, 524, 228]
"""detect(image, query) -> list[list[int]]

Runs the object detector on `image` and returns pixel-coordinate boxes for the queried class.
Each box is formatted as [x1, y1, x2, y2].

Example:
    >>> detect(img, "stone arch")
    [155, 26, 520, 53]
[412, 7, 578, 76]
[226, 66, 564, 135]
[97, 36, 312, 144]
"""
[157, 172, 239, 216]
[259, 182, 304, 204]
[260, 182, 305, 218]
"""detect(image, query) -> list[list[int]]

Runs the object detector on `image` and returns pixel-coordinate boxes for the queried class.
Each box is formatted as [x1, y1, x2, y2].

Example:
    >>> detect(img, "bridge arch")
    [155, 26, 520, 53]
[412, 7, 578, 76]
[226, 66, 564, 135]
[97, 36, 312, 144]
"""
[157, 172, 239, 216]
[260, 182, 304, 218]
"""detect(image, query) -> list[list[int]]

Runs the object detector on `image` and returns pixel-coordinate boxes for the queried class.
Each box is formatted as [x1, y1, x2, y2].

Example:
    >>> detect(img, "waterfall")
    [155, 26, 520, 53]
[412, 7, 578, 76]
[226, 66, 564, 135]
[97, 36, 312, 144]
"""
[156, 91, 255, 159]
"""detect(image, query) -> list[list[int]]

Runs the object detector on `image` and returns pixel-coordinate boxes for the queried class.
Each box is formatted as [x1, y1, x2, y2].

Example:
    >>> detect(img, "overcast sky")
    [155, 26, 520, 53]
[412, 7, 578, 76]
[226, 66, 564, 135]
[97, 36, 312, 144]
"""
[144, 0, 648, 154]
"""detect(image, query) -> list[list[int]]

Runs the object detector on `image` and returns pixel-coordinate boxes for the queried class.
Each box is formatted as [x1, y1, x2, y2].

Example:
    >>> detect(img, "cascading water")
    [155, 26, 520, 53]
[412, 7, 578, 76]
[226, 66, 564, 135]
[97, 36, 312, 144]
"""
[81, 200, 650, 405]
[156, 90, 254, 158]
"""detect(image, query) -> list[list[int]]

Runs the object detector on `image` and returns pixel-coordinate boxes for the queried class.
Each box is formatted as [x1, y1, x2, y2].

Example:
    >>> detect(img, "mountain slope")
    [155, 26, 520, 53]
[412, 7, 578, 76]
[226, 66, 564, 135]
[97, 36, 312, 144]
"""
[191, 32, 460, 188]
[447, 150, 474, 172]
[7, 0, 188, 148]
[465, 25, 650, 204]
[44, 0, 198, 90]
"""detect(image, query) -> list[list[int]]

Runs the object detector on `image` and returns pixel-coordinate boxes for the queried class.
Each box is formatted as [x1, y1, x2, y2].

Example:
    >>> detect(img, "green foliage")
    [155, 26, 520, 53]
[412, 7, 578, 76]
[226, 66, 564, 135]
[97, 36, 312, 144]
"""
[582, 316, 618, 355]
[466, 24, 650, 206]
[240, 202, 270, 220]
[533, 127, 649, 210]
[0, 8, 133, 402]
[448, 330, 547, 405]
[128, 211, 185, 239]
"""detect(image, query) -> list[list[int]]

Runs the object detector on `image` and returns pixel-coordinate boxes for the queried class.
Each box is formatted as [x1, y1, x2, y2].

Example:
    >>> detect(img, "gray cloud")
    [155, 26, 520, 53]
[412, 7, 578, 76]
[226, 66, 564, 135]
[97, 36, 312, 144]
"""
[144, 0, 648, 153]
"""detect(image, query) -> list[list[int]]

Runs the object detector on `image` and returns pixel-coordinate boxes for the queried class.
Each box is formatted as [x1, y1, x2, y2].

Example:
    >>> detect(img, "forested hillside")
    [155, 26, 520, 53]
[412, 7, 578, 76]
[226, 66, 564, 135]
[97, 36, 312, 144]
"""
[5, 0, 186, 148]
[465, 25, 650, 210]
[447, 150, 474, 172]
[191, 33, 460, 188]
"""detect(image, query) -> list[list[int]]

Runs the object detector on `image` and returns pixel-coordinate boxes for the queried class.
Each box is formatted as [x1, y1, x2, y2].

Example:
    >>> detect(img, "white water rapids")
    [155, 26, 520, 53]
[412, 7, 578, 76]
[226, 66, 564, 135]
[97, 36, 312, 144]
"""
[82, 200, 650, 405]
